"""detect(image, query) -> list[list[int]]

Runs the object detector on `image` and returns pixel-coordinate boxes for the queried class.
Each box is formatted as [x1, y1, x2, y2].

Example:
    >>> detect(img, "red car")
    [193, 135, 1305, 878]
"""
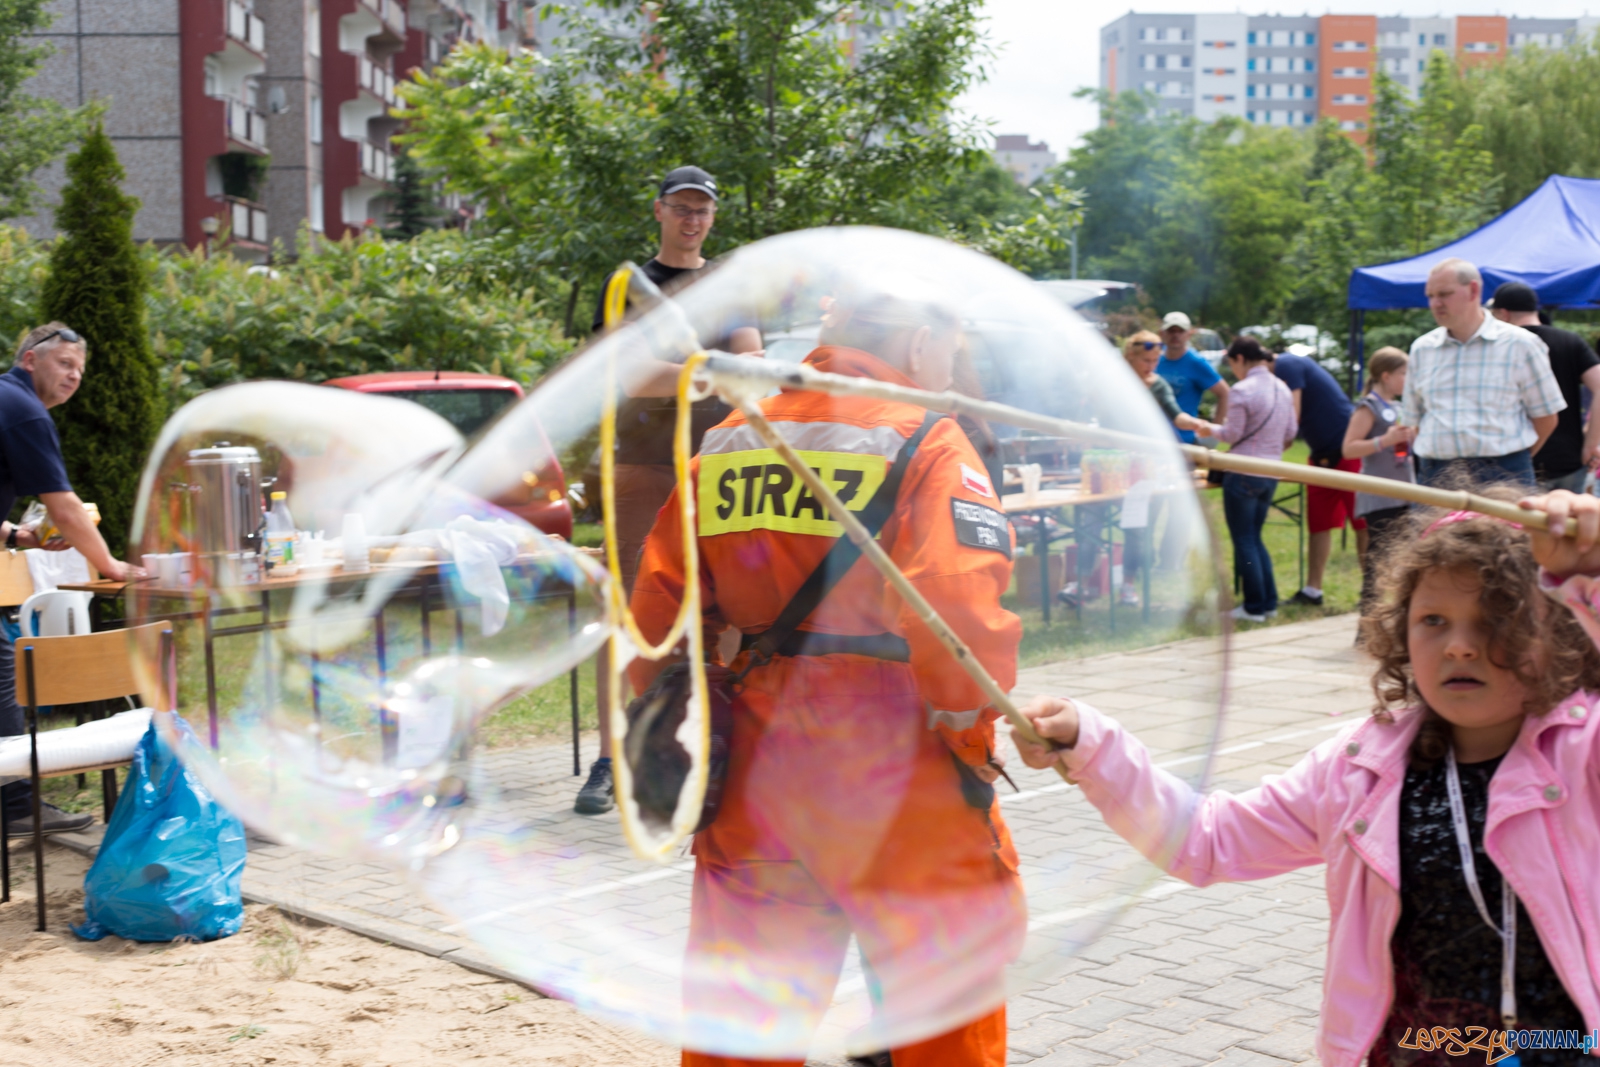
[323, 371, 573, 541]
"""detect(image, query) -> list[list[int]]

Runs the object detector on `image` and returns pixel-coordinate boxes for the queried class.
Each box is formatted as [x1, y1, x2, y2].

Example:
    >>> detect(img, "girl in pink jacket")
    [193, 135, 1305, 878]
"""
[1016, 490, 1600, 1066]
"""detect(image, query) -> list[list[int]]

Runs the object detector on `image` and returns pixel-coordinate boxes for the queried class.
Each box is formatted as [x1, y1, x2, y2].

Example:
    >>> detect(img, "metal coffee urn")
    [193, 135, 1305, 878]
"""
[185, 443, 264, 585]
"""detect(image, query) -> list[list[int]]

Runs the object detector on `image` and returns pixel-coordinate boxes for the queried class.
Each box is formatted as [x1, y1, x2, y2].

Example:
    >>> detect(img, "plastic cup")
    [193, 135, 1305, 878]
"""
[341, 514, 370, 572]
[1021, 464, 1043, 502]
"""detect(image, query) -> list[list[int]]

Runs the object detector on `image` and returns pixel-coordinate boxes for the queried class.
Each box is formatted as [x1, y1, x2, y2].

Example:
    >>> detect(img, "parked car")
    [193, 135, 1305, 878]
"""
[322, 371, 573, 541]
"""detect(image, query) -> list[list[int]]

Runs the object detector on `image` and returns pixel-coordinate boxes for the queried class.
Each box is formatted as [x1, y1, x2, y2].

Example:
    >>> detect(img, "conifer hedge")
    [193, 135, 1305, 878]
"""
[37, 125, 161, 558]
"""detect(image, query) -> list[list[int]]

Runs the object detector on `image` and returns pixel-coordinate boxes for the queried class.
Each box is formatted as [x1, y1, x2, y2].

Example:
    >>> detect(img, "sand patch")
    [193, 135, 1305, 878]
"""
[0, 842, 676, 1066]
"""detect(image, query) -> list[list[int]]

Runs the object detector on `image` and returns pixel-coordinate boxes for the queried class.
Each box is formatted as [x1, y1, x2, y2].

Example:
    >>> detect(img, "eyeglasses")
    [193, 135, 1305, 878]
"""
[663, 202, 715, 221]
[34, 328, 81, 348]
[1137, 341, 1159, 350]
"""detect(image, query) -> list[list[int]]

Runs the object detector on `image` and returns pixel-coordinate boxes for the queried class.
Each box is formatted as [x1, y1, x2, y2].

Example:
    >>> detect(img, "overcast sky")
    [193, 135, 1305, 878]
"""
[957, 0, 1600, 165]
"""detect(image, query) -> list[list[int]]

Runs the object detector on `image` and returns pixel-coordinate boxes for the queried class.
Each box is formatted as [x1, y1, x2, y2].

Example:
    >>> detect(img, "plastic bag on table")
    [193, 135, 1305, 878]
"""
[72, 715, 246, 943]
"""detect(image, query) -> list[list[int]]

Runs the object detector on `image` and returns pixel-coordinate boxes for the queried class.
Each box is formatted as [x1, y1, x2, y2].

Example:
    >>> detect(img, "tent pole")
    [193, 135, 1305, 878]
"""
[1349, 309, 1365, 397]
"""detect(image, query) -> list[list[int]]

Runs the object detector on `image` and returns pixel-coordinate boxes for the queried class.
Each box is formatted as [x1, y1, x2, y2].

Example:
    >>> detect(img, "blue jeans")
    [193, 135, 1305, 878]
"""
[1222, 473, 1278, 616]
[1416, 449, 1535, 489]
[0, 623, 28, 818]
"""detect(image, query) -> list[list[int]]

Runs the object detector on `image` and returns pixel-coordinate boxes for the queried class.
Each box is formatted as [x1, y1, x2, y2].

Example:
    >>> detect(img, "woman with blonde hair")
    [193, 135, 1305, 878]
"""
[1106, 331, 1218, 607]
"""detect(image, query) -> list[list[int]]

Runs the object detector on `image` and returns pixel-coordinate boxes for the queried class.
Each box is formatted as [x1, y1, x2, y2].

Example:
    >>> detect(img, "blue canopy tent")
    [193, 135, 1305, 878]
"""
[1346, 175, 1600, 390]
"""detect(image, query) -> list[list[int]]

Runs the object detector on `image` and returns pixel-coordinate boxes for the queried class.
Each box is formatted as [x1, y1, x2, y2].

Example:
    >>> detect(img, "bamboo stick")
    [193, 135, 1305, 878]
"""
[702, 355, 1558, 535]
[732, 400, 1072, 782]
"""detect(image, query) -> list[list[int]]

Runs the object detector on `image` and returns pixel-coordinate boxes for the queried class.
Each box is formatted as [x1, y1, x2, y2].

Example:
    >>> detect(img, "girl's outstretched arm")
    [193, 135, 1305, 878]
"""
[1015, 696, 1335, 887]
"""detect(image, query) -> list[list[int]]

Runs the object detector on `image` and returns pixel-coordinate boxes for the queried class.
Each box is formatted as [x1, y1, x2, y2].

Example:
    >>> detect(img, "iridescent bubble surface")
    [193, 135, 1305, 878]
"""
[127, 382, 608, 866]
[418, 228, 1228, 1058]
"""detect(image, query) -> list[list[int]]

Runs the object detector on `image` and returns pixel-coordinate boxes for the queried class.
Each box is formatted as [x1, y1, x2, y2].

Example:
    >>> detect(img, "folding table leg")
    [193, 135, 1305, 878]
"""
[26, 646, 44, 931]
[101, 768, 119, 823]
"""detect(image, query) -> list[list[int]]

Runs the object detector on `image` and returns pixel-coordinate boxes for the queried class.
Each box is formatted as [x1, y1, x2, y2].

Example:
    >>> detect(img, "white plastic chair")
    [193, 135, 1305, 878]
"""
[17, 590, 94, 637]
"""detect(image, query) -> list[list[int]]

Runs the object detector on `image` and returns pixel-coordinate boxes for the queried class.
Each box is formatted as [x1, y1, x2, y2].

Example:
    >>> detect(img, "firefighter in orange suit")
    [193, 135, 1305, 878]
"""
[628, 296, 1026, 1067]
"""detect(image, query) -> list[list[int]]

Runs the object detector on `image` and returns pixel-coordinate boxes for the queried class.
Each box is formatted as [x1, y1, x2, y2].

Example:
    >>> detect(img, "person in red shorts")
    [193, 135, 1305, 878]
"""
[1273, 351, 1366, 605]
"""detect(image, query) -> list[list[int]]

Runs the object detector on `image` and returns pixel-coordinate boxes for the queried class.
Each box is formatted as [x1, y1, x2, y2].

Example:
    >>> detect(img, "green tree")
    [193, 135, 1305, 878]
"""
[382, 144, 442, 240]
[1061, 92, 1309, 329]
[400, 0, 991, 330]
[37, 125, 162, 556]
[0, 0, 98, 219]
[1448, 31, 1600, 208]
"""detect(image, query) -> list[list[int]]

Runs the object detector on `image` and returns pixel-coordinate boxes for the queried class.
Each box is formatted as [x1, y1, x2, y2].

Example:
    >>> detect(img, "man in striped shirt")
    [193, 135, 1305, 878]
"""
[1404, 258, 1564, 488]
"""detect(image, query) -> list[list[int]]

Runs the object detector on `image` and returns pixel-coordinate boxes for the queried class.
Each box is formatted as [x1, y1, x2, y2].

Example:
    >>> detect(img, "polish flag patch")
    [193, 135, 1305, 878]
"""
[960, 463, 994, 499]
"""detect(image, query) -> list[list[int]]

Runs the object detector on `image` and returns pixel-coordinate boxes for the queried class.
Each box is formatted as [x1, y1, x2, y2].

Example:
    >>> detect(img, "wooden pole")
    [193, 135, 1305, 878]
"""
[702, 356, 1557, 534]
[732, 400, 1071, 782]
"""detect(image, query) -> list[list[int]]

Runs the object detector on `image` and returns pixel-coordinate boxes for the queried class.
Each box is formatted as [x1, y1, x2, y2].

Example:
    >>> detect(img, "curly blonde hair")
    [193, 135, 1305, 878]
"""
[1364, 499, 1600, 761]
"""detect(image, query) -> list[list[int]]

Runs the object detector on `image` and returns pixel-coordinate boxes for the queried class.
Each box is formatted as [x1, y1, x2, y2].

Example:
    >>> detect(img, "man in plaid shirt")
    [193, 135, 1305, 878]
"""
[1404, 258, 1564, 488]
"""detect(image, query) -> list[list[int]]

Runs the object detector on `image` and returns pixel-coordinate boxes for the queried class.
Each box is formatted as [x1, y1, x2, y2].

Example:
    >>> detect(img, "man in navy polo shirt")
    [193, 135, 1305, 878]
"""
[1, 322, 134, 838]
[1273, 350, 1363, 606]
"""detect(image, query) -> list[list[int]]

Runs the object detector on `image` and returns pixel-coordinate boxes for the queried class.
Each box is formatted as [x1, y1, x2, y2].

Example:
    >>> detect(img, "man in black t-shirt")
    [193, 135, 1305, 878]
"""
[1491, 282, 1600, 491]
[576, 166, 763, 815]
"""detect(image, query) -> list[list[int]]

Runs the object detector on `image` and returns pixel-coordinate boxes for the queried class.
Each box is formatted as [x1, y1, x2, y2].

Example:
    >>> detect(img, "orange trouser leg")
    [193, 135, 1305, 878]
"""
[680, 1008, 1007, 1067]
[890, 1006, 1007, 1067]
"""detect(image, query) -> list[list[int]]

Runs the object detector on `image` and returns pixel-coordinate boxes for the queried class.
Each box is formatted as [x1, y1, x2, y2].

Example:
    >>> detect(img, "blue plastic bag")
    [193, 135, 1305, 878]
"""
[73, 715, 246, 942]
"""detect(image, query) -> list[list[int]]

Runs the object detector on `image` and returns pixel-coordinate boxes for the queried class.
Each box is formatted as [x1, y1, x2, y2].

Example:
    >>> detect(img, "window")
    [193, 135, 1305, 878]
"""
[1246, 84, 1256, 97]
[1305, 59, 1315, 72]
[1247, 58, 1255, 71]
[308, 3, 321, 57]
[1304, 84, 1315, 98]
[1340, 119, 1368, 131]
[1140, 54, 1155, 69]
[1332, 93, 1368, 105]
[203, 57, 218, 97]
[310, 183, 324, 233]
[1418, 33, 1426, 46]
[1203, 40, 1236, 49]
[1417, 59, 1425, 71]
[1433, 33, 1447, 46]
[1209, 94, 1236, 102]
[1303, 111, 1316, 124]
[1247, 31, 1256, 45]
[1247, 110, 1256, 122]
[1142, 80, 1158, 93]
[1305, 32, 1315, 45]
[309, 94, 321, 143]
[1333, 67, 1368, 78]
[1333, 40, 1368, 52]
[1462, 41, 1499, 53]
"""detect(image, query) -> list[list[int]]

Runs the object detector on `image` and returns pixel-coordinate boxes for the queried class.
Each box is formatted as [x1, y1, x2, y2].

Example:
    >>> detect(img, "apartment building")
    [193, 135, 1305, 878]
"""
[21, 0, 530, 257]
[1100, 12, 1600, 141]
[993, 134, 1057, 186]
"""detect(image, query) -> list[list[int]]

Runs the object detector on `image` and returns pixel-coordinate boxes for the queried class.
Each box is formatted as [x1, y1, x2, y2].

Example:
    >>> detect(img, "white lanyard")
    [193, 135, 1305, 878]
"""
[1445, 747, 1518, 1028]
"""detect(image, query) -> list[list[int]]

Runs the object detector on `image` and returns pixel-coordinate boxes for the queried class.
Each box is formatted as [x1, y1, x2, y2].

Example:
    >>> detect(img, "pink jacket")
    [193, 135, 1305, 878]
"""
[1062, 690, 1600, 1065]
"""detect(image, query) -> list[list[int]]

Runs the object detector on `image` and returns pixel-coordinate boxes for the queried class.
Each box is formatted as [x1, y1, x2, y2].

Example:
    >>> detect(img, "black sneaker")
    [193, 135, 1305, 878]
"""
[5, 803, 94, 837]
[848, 1055, 892, 1067]
[1289, 590, 1324, 607]
[574, 759, 614, 815]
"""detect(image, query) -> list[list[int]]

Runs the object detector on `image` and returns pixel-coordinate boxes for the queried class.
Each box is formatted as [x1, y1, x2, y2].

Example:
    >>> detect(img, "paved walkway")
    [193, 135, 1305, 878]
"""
[67, 613, 1371, 1065]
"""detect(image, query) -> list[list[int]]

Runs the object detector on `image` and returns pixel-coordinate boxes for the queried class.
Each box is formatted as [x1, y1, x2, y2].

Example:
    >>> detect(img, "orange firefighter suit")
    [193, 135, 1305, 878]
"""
[629, 345, 1026, 1067]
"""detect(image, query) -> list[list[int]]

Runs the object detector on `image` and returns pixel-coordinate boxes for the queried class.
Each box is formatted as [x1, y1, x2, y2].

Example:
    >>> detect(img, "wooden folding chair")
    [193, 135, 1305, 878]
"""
[0, 620, 173, 931]
[0, 548, 35, 612]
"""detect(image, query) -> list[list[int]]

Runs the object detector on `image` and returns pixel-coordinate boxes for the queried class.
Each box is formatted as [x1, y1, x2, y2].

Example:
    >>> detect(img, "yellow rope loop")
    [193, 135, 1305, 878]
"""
[598, 266, 706, 661]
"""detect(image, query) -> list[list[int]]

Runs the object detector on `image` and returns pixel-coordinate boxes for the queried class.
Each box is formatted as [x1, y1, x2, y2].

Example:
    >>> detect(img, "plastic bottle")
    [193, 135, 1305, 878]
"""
[265, 491, 298, 575]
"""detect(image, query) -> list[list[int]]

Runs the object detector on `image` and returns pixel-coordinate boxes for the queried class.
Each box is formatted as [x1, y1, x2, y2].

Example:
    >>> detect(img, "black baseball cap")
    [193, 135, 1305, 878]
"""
[1489, 281, 1539, 313]
[659, 166, 719, 201]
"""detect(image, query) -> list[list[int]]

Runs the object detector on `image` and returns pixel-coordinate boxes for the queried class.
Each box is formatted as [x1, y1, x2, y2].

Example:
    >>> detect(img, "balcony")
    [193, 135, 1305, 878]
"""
[225, 196, 269, 245]
[358, 54, 397, 104]
[224, 97, 268, 150]
[226, 0, 266, 53]
[360, 141, 393, 182]
[380, 0, 406, 36]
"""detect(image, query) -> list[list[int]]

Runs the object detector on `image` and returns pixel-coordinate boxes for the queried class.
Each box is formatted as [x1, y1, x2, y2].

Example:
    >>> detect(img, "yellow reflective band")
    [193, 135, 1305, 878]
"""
[698, 449, 888, 537]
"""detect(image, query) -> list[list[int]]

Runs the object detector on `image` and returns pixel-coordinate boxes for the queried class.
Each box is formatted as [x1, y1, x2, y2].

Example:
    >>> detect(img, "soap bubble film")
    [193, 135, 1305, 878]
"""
[126, 381, 609, 866]
[417, 228, 1227, 1058]
[133, 228, 1225, 1060]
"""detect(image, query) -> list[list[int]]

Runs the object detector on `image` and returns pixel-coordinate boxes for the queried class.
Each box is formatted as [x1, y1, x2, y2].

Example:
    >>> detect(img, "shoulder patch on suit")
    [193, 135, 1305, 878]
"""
[950, 498, 1011, 558]
[960, 463, 994, 499]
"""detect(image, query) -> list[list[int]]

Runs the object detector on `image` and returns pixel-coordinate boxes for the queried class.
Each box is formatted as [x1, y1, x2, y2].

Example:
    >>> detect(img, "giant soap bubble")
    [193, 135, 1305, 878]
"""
[126, 382, 609, 865]
[132, 227, 1226, 1060]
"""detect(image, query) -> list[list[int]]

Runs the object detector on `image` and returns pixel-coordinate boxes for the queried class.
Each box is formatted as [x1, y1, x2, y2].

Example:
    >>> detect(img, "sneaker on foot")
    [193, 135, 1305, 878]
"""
[4, 802, 93, 837]
[574, 758, 615, 815]
[1289, 589, 1324, 607]
[1118, 585, 1141, 607]
[1229, 606, 1266, 624]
